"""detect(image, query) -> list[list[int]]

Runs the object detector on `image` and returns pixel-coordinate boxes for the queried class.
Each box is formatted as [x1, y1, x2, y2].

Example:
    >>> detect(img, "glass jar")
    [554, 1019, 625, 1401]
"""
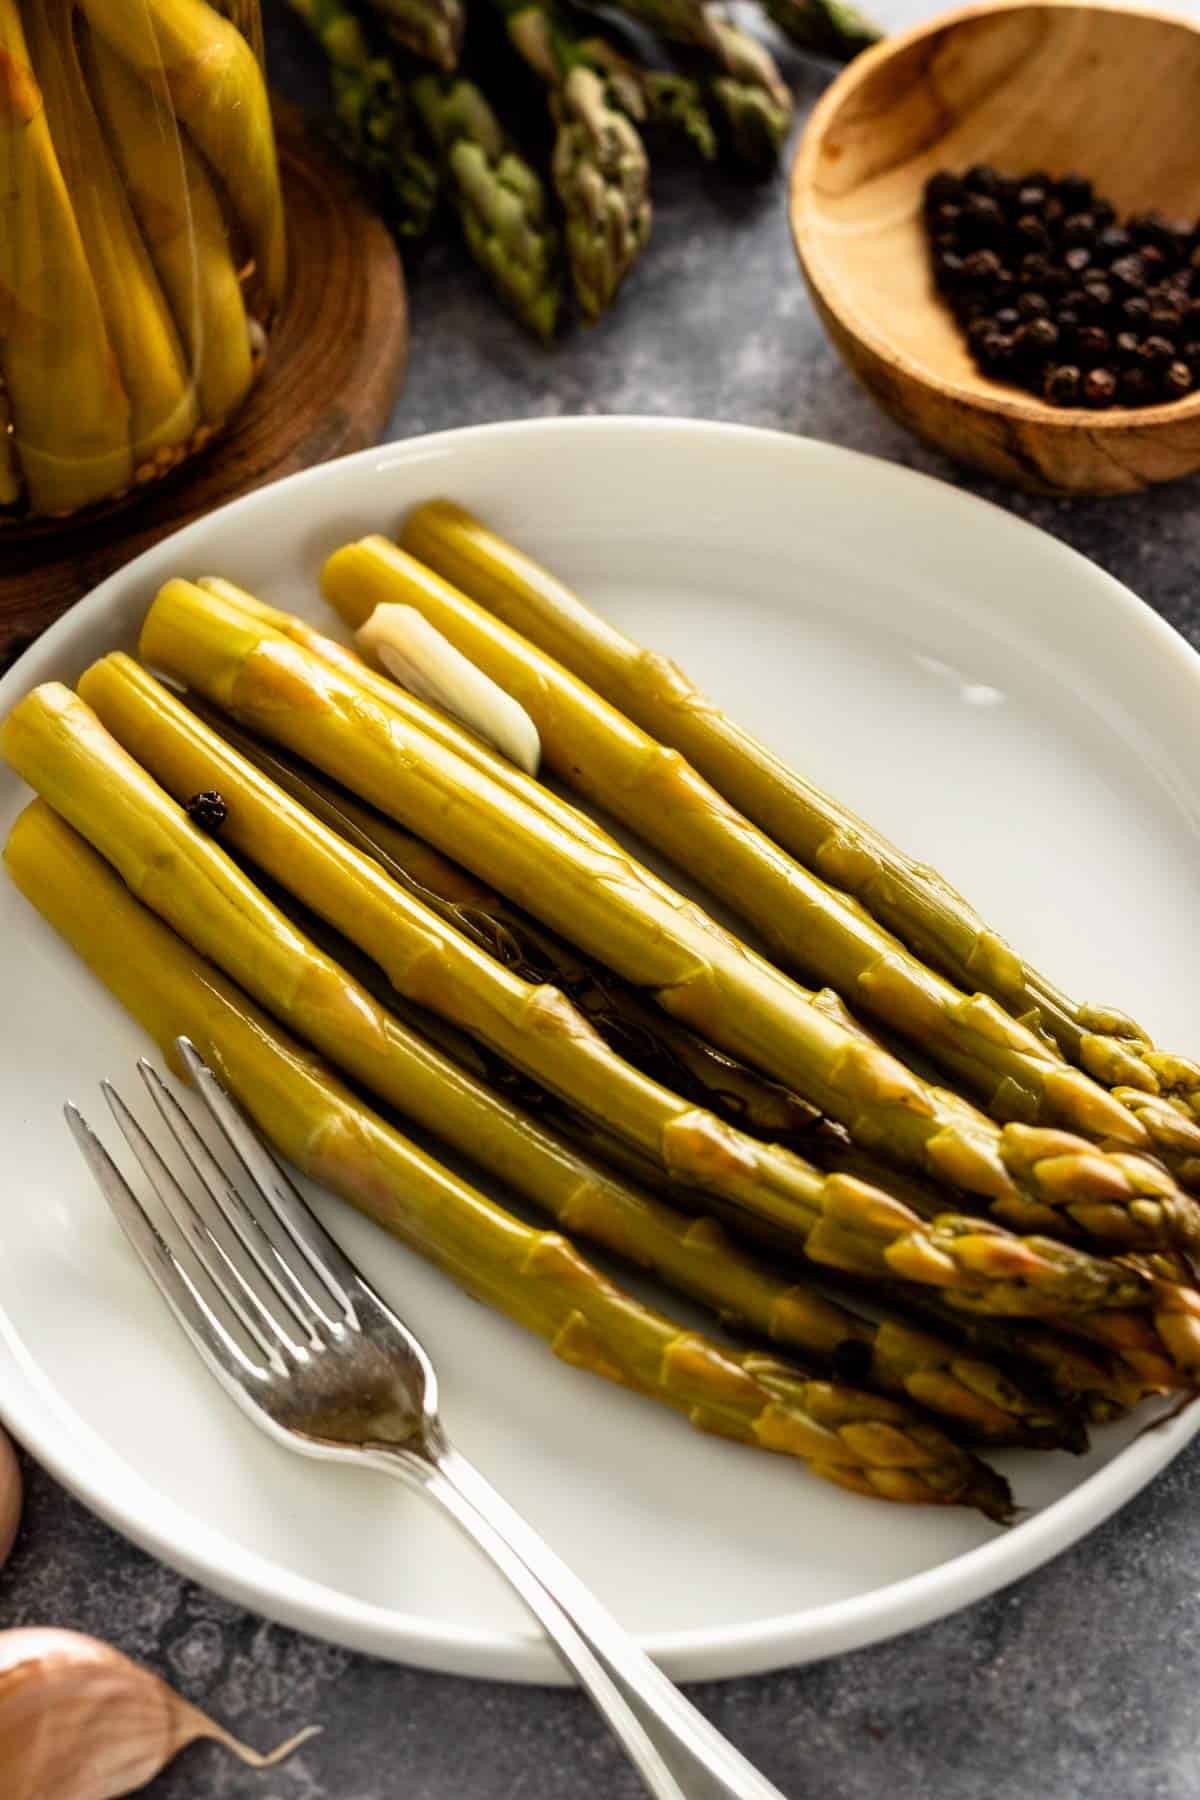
[0, 0, 286, 521]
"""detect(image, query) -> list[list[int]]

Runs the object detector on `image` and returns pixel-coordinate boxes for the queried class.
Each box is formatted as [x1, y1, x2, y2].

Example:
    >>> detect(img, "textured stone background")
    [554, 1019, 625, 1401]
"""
[4, 0, 1200, 1793]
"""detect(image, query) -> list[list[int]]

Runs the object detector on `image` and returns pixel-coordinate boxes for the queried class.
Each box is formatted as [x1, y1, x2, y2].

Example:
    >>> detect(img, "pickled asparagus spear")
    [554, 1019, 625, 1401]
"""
[187, 701, 816, 1140]
[400, 503, 1200, 1164]
[85, 31, 254, 430]
[57, 656, 1147, 1319]
[7, 804, 1011, 1513]
[374, 521, 1170, 1165]
[0, 0, 132, 513]
[76, 0, 287, 310]
[26, 0, 197, 469]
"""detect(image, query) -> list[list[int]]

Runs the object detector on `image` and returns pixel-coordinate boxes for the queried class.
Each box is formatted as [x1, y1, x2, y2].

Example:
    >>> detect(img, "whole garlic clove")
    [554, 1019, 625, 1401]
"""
[357, 603, 542, 776]
[0, 1430, 21, 1572]
[0, 1629, 316, 1799]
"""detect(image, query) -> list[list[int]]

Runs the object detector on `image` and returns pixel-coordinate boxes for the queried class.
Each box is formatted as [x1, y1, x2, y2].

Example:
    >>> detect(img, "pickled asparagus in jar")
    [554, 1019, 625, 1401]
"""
[0, 0, 285, 519]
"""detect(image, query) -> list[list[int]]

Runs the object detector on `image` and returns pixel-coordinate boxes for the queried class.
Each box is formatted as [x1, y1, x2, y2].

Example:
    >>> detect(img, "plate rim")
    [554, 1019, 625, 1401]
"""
[2, 413, 1198, 1685]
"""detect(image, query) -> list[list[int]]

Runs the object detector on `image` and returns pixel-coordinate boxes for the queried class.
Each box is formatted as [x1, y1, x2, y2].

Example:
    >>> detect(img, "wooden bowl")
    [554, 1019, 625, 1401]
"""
[790, 1, 1200, 494]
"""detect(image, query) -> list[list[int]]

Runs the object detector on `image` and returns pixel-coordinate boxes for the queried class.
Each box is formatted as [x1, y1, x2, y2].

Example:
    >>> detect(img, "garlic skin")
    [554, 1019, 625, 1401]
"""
[0, 1429, 21, 1572]
[357, 602, 542, 776]
[0, 1630, 314, 1799]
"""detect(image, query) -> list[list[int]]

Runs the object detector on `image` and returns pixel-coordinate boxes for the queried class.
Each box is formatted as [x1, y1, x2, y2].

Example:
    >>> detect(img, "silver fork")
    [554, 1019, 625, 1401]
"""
[66, 1038, 790, 1800]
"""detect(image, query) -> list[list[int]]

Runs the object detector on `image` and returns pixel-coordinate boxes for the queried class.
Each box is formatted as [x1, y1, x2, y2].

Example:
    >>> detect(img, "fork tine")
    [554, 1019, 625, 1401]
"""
[101, 1081, 301, 1368]
[65, 1102, 273, 1391]
[177, 1037, 358, 1320]
[137, 1060, 335, 1341]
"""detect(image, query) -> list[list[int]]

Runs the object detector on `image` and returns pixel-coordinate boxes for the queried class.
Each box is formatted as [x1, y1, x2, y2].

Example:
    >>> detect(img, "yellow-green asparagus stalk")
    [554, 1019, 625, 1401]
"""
[26, 0, 198, 471]
[370, 522, 1171, 1160]
[0, 0, 132, 514]
[399, 503, 1200, 1167]
[139, 580, 1189, 1262]
[8, 802, 1012, 1513]
[76, 0, 287, 310]
[84, 30, 255, 431]
[186, 700, 816, 1141]
[53, 656, 1151, 1321]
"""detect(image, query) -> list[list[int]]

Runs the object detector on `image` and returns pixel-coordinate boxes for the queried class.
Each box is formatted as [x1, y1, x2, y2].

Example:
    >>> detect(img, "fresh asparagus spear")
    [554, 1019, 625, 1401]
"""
[397, 506, 1200, 1194]
[0, 0, 133, 514]
[136, 580, 1183, 1271]
[283, 0, 439, 236]
[61, 652, 1148, 1321]
[758, 0, 881, 60]
[84, 31, 256, 431]
[77, 0, 287, 311]
[576, 37, 717, 159]
[8, 801, 1013, 1514]
[324, 531, 1197, 1254]
[410, 75, 561, 340]
[183, 701, 818, 1141]
[399, 515, 1200, 1174]
[362, 0, 464, 70]
[27, 0, 199, 475]
[592, 0, 791, 170]
[502, 0, 652, 321]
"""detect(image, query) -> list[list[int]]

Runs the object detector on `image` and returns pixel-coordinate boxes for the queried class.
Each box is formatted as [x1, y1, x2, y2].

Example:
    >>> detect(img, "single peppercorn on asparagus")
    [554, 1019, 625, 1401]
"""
[61, 652, 1147, 1321]
[0, 0, 133, 514]
[7, 802, 1013, 1515]
[134, 580, 1184, 1270]
[396, 502, 1200, 1196]
[84, 32, 256, 430]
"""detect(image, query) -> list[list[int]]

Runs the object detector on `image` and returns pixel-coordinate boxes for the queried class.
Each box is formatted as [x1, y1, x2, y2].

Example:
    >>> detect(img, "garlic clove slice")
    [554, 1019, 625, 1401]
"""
[357, 603, 542, 776]
[0, 1430, 21, 1573]
[0, 1629, 316, 1799]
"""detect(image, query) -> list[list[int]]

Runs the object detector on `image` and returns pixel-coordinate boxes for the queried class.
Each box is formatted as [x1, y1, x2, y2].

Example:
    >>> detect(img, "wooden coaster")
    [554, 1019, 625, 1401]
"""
[0, 100, 407, 668]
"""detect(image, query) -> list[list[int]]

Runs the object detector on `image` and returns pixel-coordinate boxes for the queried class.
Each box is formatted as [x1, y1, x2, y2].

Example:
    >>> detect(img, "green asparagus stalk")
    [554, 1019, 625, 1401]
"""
[284, 0, 439, 235]
[410, 75, 561, 340]
[325, 532, 1199, 1254]
[592, 0, 791, 169]
[61, 652, 1149, 1322]
[758, 0, 881, 60]
[395, 507, 1200, 1192]
[136, 581, 1187, 1274]
[9, 802, 1014, 1513]
[398, 508, 1200, 1172]
[184, 701, 817, 1141]
[574, 37, 717, 159]
[502, 0, 652, 321]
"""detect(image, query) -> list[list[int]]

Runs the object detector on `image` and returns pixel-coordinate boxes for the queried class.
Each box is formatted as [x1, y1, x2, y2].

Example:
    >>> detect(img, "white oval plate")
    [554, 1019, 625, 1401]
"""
[2, 418, 1198, 1686]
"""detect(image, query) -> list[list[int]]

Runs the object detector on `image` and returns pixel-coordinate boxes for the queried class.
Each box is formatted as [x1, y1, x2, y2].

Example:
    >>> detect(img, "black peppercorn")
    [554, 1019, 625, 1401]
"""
[1043, 363, 1081, 404]
[1016, 291, 1050, 319]
[978, 331, 1017, 373]
[1183, 340, 1200, 372]
[1081, 367, 1118, 407]
[1095, 226, 1133, 263]
[1077, 282, 1114, 319]
[1164, 360, 1194, 398]
[1140, 244, 1168, 280]
[1016, 316, 1059, 356]
[1140, 333, 1175, 367]
[1063, 245, 1092, 275]
[965, 163, 1002, 194]
[934, 203, 964, 235]
[1015, 214, 1051, 252]
[1075, 324, 1111, 362]
[1149, 301, 1183, 335]
[994, 306, 1021, 330]
[963, 192, 1004, 235]
[925, 171, 963, 210]
[1130, 210, 1174, 251]
[1063, 211, 1096, 245]
[935, 250, 966, 290]
[1017, 182, 1048, 214]
[1119, 365, 1151, 404]
[1090, 200, 1116, 233]
[1056, 173, 1093, 211]
[186, 791, 228, 834]
[962, 248, 1003, 282]
[1122, 294, 1152, 325]
[1111, 254, 1147, 292]
[967, 315, 996, 350]
[1114, 330, 1141, 362]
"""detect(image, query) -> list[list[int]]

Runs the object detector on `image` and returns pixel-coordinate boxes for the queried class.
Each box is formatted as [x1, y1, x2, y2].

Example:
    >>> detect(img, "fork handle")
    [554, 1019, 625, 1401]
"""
[373, 1441, 790, 1800]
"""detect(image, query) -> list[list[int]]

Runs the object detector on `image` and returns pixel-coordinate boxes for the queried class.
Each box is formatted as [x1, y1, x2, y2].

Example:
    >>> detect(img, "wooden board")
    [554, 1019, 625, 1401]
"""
[0, 100, 407, 669]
